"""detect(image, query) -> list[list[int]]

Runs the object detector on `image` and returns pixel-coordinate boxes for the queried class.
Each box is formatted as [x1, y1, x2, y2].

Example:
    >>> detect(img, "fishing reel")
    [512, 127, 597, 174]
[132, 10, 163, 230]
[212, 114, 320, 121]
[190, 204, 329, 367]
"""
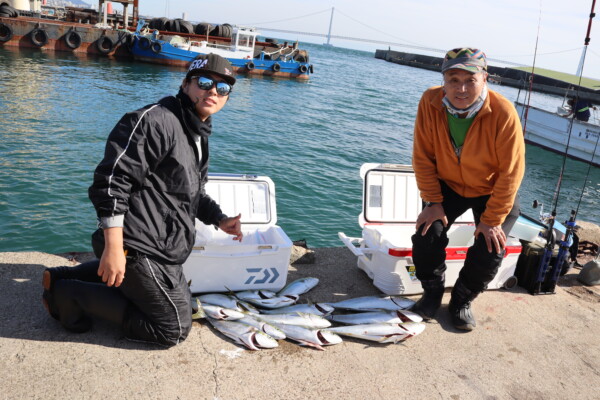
[532, 200, 578, 276]
[532, 199, 553, 226]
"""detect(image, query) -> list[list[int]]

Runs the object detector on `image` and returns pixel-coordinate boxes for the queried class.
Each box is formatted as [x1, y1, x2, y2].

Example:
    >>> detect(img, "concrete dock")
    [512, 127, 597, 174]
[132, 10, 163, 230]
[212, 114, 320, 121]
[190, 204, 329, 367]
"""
[1, 248, 599, 400]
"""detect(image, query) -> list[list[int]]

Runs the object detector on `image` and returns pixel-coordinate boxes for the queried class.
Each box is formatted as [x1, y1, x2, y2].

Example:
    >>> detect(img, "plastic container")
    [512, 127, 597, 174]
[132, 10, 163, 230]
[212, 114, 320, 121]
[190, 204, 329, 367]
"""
[183, 174, 292, 294]
[339, 163, 522, 295]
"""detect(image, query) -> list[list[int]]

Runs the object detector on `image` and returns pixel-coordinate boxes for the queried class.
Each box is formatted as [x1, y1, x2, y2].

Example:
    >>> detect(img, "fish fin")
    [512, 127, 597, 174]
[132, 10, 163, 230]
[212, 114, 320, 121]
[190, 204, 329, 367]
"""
[191, 298, 206, 320]
[294, 339, 325, 351]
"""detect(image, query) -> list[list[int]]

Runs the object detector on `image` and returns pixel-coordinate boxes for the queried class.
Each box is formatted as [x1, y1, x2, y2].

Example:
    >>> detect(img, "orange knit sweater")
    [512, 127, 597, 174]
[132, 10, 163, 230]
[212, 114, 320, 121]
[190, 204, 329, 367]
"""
[412, 86, 525, 226]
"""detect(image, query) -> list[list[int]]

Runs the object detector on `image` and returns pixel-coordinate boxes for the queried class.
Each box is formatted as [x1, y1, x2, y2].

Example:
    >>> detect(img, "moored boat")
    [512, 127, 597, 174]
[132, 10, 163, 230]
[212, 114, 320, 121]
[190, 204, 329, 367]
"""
[0, 4, 314, 80]
[0, 14, 132, 56]
[129, 22, 313, 80]
[515, 101, 600, 167]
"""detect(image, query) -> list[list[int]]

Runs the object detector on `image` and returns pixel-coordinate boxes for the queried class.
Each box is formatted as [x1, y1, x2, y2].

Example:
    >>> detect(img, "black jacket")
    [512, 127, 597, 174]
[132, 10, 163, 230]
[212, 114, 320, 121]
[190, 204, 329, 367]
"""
[89, 90, 225, 265]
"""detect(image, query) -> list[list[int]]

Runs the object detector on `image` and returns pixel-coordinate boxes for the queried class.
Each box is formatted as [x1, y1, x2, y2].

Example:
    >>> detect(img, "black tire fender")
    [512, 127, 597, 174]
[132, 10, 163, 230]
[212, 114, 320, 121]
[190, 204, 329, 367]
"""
[272, 62, 281, 72]
[138, 36, 151, 50]
[96, 35, 114, 54]
[150, 41, 162, 54]
[64, 30, 82, 49]
[125, 33, 135, 51]
[299, 64, 308, 73]
[0, 22, 13, 43]
[246, 61, 255, 70]
[30, 28, 49, 47]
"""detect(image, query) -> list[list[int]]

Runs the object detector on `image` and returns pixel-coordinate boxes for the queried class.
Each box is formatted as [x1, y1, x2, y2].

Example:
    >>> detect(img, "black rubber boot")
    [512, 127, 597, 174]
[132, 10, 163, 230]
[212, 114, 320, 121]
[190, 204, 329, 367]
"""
[42, 260, 102, 321]
[52, 279, 128, 333]
[43, 260, 102, 292]
[411, 275, 445, 320]
[448, 279, 480, 331]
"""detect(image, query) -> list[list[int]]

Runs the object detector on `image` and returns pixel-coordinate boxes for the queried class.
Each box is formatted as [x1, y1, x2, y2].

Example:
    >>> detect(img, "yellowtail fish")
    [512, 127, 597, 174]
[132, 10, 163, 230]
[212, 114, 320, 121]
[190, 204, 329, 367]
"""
[207, 318, 278, 350]
[327, 310, 423, 324]
[327, 295, 415, 311]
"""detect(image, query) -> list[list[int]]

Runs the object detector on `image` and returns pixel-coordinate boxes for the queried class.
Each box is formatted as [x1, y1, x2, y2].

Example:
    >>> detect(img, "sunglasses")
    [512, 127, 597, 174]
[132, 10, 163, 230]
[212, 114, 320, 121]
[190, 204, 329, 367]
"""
[194, 76, 232, 96]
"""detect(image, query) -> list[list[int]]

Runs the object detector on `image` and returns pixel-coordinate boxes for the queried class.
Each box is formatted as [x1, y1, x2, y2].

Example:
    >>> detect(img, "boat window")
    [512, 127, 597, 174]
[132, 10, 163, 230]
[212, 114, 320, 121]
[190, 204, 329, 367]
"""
[238, 34, 253, 48]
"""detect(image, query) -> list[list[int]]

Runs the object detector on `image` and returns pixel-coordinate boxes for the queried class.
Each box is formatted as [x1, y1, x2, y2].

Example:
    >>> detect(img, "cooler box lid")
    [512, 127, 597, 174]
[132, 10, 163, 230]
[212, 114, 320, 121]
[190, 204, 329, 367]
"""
[204, 173, 278, 227]
[358, 163, 474, 227]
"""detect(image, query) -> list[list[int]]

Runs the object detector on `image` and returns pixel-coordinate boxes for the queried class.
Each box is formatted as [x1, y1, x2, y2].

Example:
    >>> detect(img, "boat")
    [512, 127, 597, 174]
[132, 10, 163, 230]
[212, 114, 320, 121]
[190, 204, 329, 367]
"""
[515, 0, 600, 167]
[0, 8, 132, 56]
[0, 2, 314, 80]
[129, 21, 313, 80]
[515, 101, 600, 166]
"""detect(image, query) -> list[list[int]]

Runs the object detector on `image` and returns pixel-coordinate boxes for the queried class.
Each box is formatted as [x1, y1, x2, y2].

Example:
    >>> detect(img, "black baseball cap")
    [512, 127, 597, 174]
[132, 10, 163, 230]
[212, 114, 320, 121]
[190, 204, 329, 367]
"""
[186, 53, 236, 86]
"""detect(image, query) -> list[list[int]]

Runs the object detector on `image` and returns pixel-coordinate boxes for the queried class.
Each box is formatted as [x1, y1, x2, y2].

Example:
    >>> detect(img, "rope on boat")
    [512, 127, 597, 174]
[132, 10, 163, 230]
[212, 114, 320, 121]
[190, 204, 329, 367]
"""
[262, 46, 298, 60]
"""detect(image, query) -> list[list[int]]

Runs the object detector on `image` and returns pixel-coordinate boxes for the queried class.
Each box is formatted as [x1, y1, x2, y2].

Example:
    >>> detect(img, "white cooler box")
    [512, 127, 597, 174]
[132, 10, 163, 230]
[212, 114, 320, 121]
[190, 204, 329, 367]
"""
[339, 163, 522, 295]
[183, 173, 292, 294]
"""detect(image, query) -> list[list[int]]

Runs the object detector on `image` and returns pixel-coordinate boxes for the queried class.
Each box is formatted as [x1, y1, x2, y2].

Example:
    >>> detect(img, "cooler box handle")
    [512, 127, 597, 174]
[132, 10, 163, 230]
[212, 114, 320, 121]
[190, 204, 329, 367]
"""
[192, 246, 277, 257]
[338, 232, 374, 257]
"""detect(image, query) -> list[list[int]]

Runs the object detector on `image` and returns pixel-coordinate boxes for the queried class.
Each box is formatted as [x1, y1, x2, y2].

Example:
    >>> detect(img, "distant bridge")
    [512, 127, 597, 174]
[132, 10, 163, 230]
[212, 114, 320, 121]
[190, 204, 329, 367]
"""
[255, 27, 524, 67]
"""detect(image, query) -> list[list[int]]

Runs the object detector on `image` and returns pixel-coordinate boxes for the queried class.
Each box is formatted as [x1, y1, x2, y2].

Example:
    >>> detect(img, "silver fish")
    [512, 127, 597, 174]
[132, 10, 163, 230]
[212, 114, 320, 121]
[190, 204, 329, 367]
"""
[197, 294, 258, 313]
[260, 303, 335, 316]
[327, 295, 415, 311]
[236, 315, 286, 340]
[327, 310, 423, 325]
[324, 322, 425, 343]
[277, 277, 320, 298]
[198, 294, 242, 310]
[235, 290, 278, 301]
[207, 318, 278, 350]
[253, 312, 331, 328]
[271, 323, 342, 351]
[241, 295, 297, 309]
[201, 305, 245, 321]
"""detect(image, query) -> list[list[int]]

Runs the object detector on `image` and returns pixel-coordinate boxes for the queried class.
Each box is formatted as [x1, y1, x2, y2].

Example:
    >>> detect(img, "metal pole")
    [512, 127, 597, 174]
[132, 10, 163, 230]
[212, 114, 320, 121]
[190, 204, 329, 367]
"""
[326, 7, 334, 45]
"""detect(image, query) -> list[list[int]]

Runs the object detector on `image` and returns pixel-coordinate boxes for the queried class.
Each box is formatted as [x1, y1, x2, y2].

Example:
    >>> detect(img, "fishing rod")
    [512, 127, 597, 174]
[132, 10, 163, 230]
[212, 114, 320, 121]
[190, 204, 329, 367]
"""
[521, 3, 543, 134]
[534, 0, 597, 294]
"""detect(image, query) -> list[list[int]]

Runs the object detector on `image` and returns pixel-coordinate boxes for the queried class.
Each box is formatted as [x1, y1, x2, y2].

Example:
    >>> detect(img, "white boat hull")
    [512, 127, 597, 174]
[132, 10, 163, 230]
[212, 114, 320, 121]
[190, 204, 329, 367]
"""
[515, 102, 600, 166]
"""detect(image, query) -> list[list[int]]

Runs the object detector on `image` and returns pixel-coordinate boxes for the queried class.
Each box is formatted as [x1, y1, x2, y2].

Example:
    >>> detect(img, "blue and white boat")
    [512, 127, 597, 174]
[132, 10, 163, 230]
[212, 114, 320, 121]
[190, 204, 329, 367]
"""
[129, 21, 313, 80]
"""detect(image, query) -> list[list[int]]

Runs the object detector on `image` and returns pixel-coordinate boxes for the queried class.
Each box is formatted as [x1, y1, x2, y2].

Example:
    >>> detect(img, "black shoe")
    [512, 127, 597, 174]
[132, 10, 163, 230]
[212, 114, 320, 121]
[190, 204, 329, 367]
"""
[448, 301, 476, 331]
[411, 290, 444, 320]
[449, 279, 480, 331]
[411, 275, 445, 320]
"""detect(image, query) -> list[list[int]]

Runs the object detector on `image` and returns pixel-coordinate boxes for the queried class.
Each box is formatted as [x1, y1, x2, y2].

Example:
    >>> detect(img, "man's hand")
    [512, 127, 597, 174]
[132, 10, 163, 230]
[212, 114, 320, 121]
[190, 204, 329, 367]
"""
[219, 214, 243, 242]
[415, 203, 448, 235]
[474, 221, 506, 253]
[98, 227, 126, 287]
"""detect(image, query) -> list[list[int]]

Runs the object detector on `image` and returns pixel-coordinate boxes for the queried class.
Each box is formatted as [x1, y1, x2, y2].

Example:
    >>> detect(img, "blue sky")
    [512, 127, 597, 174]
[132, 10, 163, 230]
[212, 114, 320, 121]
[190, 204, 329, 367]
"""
[97, 0, 600, 78]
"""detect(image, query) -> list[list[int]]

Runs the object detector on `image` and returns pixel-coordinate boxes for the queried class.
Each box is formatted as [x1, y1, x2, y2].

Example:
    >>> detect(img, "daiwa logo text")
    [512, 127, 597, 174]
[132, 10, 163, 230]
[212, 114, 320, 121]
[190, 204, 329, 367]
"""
[245, 267, 280, 284]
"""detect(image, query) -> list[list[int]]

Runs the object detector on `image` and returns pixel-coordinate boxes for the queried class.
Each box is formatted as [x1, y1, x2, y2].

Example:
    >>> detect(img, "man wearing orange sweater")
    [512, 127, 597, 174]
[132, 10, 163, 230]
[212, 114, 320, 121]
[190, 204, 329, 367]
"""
[411, 48, 525, 331]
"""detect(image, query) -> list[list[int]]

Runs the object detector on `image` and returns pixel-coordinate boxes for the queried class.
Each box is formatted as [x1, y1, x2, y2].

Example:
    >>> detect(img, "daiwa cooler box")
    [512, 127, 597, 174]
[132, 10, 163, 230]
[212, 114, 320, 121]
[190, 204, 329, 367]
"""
[183, 173, 292, 294]
[339, 163, 522, 295]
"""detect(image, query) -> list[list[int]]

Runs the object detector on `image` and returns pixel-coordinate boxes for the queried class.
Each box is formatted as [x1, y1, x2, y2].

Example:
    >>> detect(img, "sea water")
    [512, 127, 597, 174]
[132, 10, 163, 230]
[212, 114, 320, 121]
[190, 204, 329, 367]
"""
[0, 44, 599, 253]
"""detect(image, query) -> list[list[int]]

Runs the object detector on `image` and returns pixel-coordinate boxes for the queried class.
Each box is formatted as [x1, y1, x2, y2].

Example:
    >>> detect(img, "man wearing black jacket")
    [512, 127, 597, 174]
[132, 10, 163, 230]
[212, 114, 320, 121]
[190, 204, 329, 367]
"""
[42, 54, 243, 346]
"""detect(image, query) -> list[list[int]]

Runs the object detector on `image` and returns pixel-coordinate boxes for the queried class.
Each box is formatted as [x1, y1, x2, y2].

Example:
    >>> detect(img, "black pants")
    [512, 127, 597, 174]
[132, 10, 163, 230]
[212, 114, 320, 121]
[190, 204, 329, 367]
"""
[120, 253, 193, 346]
[54, 255, 192, 347]
[411, 181, 520, 293]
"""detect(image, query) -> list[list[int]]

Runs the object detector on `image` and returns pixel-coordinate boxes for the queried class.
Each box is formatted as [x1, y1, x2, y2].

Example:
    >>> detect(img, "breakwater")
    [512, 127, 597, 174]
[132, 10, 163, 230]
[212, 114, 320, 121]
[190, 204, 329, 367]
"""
[375, 50, 600, 103]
